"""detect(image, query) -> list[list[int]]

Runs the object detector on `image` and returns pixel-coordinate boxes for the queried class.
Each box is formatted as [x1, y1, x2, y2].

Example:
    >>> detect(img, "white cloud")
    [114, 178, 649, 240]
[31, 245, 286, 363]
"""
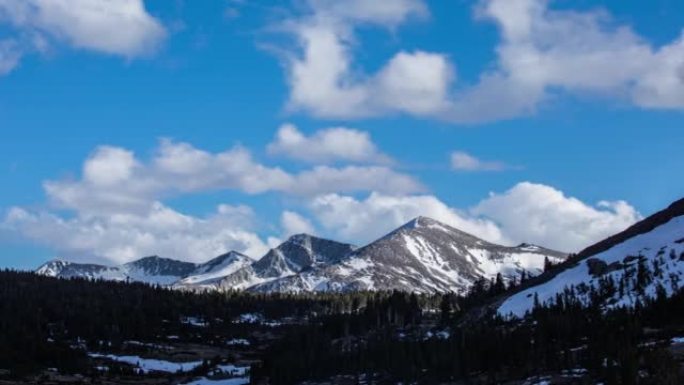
[282, 0, 452, 118]
[42, 139, 422, 218]
[307, 0, 428, 26]
[448, 0, 684, 120]
[3, 202, 269, 264]
[281, 211, 316, 237]
[0, 0, 166, 74]
[267, 123, 391, 164]
[309, 182, 641, 252]
[3, 136, 421, 264]
[450, 151, 508, 172]
[278, 0, 684, 122]
[0, 39, 21, 75]
[83, 146, 139, 186]
[310, 192, 506, 245]
[472, 182, 642, 252]
[375, 51, 454, 116]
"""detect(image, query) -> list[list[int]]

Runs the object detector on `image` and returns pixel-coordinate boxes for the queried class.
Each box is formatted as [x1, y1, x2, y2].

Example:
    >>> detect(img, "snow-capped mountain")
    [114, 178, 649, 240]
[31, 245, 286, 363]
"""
[123, 256, 196, 284]
[215, 234, 357, 290]
[249, 217, 566, 293]
[35, 217, 567, 294]
[37, 256, 197, 285]
[175, 251, 253, 288]
[36, 260, 126, 281]
[498, 197, 684, 318]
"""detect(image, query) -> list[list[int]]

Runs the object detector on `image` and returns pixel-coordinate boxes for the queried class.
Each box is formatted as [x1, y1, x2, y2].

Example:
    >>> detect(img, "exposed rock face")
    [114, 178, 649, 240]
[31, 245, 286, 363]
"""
[36, 256, 197, 285]
[36, 217, 567, 294]
[249, 217, 566, 294]
[216, 234, 357, 290]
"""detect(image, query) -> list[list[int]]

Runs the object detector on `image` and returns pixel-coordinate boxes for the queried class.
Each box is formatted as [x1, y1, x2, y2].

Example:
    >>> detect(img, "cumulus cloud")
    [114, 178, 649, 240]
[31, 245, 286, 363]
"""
[267, 123, 391, 164]
[309, 182, 641, 252]
[0, 0, 166, 74]
[277, 0, 684, 122]
[3, 202, 269, 264]
[445, 0, 684, 122]
[310, 192, 506, 245]
[42, 139, 422, 218]
[472, 182, 642, 253]
[281, 0, 453, 118]
[450, 151, 509, 172]
[281, 211, 316, 237]
[2, 135, 421, 264]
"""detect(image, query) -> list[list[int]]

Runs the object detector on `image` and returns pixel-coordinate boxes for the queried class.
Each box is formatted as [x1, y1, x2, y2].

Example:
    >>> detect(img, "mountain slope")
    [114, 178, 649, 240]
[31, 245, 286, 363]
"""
[36, 256, 197, 285]
[498, 197, 684, 317]
[216, 234, 357, 290]
[36, 260, 126, 281]
[35, 218, 567, 294]
[251, 217, 566, 293]
[175, 251, 253, 288]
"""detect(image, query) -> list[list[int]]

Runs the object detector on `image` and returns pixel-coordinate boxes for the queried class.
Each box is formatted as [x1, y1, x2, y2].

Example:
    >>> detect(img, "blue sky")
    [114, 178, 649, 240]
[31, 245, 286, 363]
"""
[0, 0, 683, 269]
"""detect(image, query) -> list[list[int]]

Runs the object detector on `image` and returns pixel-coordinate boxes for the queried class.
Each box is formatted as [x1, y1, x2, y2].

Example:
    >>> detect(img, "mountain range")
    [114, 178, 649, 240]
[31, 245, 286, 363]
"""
[36, 216, 567, 294]
[34, 197, 684, 312]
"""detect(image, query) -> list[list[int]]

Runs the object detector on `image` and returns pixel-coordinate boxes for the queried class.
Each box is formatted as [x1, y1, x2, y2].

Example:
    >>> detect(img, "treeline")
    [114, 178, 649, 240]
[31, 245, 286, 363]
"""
[3, 264, 684, 384]
[0, 270, 452, 376]
[254, 269, 684, 385]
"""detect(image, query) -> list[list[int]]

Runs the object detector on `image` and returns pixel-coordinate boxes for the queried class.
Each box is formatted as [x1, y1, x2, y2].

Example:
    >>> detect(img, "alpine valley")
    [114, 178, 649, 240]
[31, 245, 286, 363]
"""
[36, 216, 567, 294]
[4, 198, 684, 385]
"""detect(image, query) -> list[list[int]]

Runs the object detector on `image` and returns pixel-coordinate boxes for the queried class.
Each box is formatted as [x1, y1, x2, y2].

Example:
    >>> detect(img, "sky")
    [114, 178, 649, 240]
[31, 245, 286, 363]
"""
[0, 0, 683, 269]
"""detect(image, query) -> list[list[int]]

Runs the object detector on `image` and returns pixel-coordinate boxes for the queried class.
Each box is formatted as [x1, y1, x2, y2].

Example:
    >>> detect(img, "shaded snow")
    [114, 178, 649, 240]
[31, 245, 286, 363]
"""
[183, 378, 249, 385]
[88, 353, 203, 373]
[499, 216, 684, 317]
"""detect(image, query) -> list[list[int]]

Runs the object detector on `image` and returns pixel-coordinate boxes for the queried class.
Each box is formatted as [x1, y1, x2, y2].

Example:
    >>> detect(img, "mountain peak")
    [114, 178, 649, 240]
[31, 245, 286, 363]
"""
[200, 251, 251, 268]
[404, 216, 438, 229]
[36, 259, 71, 276]
[124, 256, 196, 278]
[391, 216, 482, 243]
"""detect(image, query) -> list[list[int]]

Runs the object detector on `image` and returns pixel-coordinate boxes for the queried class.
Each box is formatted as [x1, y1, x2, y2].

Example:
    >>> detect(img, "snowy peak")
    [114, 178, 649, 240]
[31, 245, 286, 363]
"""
[254, 234, 356, 273]
[390, 216, 491, 247]
[337, 216, 565, 292]
[499, 197, 684, 318]
[194, 251, 252, 275]
[216, 235, 357, 290]
[176, 251, 253, 287]
[249, 217, 567, 294]
[124, 256, 196, 278]
[36, 259, 71, 277]
[36, 256, 198, 285]
[35, 259, 121, 280]
[35, 217, 568, 295]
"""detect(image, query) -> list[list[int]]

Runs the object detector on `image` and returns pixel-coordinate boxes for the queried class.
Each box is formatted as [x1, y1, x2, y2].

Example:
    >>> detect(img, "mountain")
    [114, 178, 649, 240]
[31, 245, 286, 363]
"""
[250, 217, 567, 293]
[174, 251, 253, 289]
[35, 217, 567, 294]
[36, 260, 126, 281]
[498, 197, 684, 318]
[215, 234, 357, 291]
[36, 256, 197, 285]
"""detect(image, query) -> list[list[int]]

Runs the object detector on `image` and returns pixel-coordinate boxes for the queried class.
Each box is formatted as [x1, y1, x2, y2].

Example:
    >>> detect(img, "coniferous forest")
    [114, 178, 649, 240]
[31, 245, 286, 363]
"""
[1, 263, 684, 384]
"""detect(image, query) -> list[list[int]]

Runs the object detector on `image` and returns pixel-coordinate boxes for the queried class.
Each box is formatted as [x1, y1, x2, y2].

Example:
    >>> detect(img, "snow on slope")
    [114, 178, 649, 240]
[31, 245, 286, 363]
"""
[175, 252, 253, 288]
[37, 260, 129, 281]
[35, 217, 566, 294]
[499, 209, 684, 318]
[250, 217, 566, 294]
[37, 256, 197, 286]
[216, 234, 356, 291]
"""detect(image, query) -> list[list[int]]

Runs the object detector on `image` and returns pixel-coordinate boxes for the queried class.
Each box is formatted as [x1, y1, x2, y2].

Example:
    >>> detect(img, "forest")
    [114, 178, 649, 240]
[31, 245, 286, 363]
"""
[0, 261, 683, 384]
